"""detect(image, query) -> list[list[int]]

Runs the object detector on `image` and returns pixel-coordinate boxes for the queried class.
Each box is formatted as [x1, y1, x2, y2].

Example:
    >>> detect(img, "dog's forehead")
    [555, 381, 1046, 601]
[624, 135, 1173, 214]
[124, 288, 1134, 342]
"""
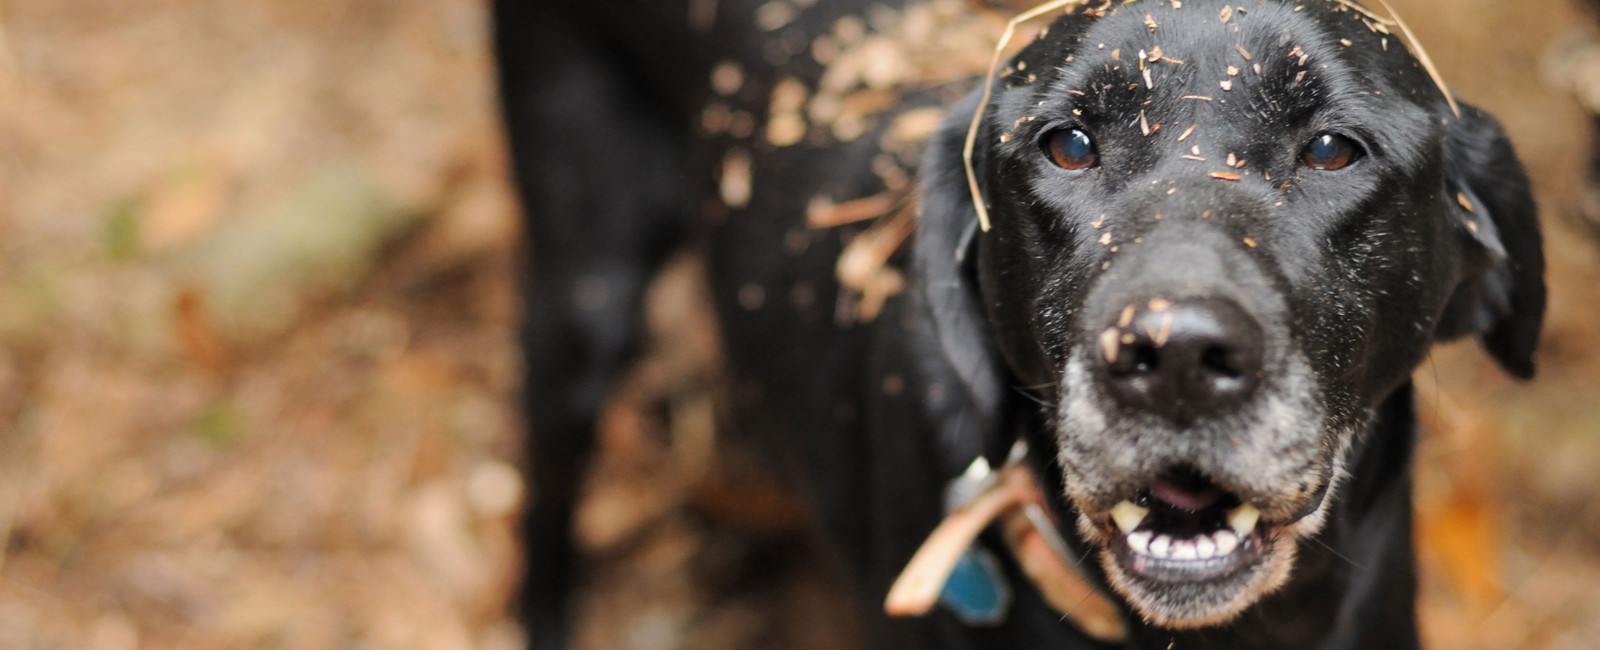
[993, 0, 1439, 172]
[1012, 0, 1434, 113]
[1067, 0, 1378, 50]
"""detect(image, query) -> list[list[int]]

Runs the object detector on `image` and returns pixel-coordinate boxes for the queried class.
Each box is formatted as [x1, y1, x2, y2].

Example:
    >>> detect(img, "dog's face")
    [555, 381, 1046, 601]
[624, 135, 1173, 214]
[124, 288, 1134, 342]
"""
[918, 0, 1542, 630]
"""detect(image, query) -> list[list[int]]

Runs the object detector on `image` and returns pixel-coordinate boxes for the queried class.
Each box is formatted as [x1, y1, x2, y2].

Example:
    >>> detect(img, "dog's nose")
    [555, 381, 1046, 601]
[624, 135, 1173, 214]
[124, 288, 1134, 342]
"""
[1097, 298, 1264, 424]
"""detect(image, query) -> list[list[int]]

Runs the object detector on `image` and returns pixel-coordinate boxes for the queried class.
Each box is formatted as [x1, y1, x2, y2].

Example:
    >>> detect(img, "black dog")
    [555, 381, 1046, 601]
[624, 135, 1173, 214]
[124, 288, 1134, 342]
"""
[497, 0, 1544, 648]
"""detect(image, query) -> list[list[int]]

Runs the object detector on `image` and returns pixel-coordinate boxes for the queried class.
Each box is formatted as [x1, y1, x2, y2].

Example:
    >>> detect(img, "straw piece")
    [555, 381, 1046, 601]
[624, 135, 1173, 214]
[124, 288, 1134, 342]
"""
[1369, 0, 1460, 118]
[965, 0, 1087, 232]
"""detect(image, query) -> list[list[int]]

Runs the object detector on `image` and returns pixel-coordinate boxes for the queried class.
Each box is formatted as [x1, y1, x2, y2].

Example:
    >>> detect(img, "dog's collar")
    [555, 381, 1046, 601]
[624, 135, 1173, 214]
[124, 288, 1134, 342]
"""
[884, 441, 1128, 643]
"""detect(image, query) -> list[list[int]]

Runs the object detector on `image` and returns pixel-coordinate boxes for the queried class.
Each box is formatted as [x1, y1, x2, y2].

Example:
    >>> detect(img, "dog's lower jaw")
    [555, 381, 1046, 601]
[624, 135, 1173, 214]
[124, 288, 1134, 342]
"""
[1096, 523, 1297, 629]
[1053, 385, 1422, 648]
[1054, 352, 1359, 629]
[1072, 445, 1355, 629]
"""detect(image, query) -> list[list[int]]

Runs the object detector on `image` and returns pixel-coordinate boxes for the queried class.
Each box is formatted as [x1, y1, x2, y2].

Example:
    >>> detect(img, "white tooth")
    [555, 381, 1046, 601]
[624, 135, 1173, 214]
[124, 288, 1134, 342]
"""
[1150, 534, 1172, 558]
[1127, 530, 1153, 555]
[1111, 501, 1150, 534]
[1213, 530, 1239, 556]
[1229, 503, 1261, 536]
[1171, 539, 1197, 561]
[1196, 535, 1216, 559]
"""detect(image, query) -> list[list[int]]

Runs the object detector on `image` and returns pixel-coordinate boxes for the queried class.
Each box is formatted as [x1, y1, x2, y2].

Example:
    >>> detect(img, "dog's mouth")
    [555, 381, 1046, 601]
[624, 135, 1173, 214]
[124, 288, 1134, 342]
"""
[1084, 467, 1300, 628]
[1106, 469, 1268, 580]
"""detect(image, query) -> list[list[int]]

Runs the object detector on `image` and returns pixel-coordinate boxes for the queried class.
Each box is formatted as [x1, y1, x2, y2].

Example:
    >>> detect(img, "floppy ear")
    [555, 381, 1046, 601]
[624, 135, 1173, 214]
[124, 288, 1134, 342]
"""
[910, 92, 1017, 475]
[1435, 103, 1546, 379]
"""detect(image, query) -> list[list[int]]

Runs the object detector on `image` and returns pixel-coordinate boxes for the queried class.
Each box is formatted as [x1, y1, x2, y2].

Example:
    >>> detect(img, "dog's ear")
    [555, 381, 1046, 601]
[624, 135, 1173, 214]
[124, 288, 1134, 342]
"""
[911, 92, 1016, 474]
[1436, 103, 1546, 379]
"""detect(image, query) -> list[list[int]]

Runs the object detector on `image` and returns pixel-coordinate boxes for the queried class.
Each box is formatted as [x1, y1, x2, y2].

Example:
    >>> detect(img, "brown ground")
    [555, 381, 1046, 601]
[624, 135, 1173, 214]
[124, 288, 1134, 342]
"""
[0, 1, 1596, 649]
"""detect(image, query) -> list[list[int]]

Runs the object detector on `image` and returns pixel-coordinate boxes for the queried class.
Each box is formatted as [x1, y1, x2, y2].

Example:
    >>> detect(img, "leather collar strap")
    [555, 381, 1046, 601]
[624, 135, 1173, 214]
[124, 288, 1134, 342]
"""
[884, 448, 1128, 643]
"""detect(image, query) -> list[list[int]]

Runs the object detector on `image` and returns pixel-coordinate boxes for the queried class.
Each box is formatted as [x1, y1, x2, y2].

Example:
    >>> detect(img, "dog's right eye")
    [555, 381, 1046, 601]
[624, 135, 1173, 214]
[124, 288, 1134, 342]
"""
[1301, 133, 1359, 170]
[1044, 129, 1099, 170]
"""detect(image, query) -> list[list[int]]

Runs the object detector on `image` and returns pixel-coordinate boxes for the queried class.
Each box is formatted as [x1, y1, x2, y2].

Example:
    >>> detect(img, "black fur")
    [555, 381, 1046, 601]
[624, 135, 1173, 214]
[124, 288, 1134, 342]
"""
[497, 1, 1544, 648]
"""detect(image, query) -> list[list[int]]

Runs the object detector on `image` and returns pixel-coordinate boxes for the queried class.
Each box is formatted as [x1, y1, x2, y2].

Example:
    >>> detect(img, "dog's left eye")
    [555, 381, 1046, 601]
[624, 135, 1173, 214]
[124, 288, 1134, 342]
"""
[1044, 128, 1099, 170]
[1301, 134, 1359, 170]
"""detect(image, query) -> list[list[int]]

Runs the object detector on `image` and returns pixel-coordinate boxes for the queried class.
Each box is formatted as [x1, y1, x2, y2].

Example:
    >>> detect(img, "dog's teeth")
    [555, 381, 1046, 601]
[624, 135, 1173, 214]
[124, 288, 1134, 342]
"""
[1111, 501, 1150, 534]
[1213, 530, 1239, 556]
[1127, 530, 1153, 555]
[1195, 535, 1216, 559]
[1170, 539, 1197, 561]
[1228, 503, 1261, 536]
[1149, 534, 1172, 558]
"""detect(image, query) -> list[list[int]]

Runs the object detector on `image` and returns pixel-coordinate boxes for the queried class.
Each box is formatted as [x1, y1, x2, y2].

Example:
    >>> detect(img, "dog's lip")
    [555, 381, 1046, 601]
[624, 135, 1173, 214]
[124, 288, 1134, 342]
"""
[1082, 467, 1333, 533]
[1109, 524, 1272, 584]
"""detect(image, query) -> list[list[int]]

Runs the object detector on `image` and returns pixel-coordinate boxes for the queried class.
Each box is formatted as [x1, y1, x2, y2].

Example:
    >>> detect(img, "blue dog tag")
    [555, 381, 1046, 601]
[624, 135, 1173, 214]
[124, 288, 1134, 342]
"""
[937, 546, 1012, 626]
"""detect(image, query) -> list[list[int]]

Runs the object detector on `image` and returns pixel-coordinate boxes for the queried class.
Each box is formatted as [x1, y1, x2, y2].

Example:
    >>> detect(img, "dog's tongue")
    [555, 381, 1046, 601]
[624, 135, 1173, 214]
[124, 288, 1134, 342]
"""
[1149, 474, 1223, 512]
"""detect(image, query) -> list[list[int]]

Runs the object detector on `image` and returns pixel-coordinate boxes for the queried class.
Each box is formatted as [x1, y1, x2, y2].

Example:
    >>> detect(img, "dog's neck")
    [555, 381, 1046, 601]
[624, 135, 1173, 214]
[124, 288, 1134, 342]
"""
[1044, 383, 1423, 650]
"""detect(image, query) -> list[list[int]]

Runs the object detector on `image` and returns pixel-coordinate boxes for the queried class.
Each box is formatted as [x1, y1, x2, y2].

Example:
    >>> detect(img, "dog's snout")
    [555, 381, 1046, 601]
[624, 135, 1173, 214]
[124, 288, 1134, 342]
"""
[1098, 298, 1264, 424]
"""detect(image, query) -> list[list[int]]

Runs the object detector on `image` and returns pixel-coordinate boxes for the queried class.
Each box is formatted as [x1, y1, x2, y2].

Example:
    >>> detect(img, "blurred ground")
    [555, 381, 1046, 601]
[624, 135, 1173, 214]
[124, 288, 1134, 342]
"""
[0, 0, 1596, 649]
[0, 1, 523, 648]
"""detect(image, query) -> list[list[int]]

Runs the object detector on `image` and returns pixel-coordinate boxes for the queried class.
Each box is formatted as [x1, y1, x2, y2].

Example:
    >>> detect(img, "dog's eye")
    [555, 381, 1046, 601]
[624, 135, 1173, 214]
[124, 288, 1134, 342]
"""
[1301, 134, 1359, 170]
[1044, 128, 1099, 170]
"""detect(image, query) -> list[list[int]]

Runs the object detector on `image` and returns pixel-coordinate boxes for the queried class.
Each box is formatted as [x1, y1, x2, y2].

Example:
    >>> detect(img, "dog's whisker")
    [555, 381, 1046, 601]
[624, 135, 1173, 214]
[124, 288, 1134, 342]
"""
[1309, 534, 1366, 571]
[1013, 386, 1052, 408]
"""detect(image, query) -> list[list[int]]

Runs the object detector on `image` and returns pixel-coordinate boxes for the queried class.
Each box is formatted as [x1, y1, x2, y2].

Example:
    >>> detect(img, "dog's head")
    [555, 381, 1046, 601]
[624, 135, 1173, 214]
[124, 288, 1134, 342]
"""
[917, 0, 1543, 629]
